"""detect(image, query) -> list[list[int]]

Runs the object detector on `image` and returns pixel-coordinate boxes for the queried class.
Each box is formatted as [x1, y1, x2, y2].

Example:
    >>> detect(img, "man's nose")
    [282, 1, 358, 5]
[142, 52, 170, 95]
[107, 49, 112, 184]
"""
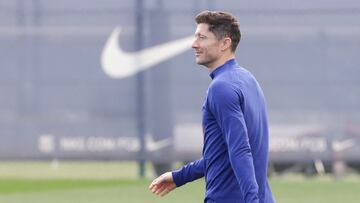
[192, 38, 199, 49]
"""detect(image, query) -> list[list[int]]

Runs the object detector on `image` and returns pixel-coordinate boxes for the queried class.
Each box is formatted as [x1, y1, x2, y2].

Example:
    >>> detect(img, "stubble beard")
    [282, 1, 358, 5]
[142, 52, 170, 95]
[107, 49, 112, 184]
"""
[196, 55, 217, 69]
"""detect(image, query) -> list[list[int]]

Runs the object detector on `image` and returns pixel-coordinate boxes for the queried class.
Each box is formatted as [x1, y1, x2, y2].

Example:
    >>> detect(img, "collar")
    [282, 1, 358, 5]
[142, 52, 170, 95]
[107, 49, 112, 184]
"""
[209, 59, 237, 79]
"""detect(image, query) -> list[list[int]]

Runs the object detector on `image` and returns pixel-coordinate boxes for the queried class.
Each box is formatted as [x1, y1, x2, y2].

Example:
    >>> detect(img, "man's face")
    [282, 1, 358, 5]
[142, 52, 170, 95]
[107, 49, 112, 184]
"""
[192, 23, 222, 68]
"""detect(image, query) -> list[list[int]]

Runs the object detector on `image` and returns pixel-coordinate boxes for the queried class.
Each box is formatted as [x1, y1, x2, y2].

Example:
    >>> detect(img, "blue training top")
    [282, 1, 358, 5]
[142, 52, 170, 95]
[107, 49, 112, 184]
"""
[172, 59, 275, 203]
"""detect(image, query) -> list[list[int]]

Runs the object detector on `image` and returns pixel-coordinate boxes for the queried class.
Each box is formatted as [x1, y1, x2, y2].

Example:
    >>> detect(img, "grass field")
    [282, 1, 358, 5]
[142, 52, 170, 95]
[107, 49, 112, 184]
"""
[0, 161, 360, 203]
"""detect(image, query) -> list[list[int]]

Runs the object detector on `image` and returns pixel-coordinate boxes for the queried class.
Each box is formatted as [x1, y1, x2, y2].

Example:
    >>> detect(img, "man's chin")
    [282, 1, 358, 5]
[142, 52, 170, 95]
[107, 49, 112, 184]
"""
[195, 59, 206, 66]
[197, 62, 210, 68]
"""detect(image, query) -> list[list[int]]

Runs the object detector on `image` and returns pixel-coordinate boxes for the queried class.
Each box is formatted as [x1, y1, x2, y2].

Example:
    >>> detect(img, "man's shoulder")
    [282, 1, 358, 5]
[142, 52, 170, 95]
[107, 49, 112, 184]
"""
[208, 78, 240, 103]
[210, 68, 244, 89]
[209, 77, 233, 92]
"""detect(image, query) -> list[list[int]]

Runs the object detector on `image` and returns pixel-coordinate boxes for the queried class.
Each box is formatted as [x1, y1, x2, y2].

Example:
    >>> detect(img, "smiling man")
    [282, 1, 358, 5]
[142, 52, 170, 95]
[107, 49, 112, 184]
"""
[149, 11, 275, 203]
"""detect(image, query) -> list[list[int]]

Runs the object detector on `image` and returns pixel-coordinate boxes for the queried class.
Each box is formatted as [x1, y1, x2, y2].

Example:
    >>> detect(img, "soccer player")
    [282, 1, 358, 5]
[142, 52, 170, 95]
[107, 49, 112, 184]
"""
[149, 10, 275, 203]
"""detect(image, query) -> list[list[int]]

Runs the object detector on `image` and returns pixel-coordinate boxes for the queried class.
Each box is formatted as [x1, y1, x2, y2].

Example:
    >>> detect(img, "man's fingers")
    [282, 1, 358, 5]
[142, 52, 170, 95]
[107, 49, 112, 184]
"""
[149, 183, 154, 190]
[150, 183, 161, 194]
[149, 181, 159, 189]
[159, 187, 171, 196]
[151, 175, 165, 186]
[151, 178, 159, 185]
[150, 186, 172, 197]
[149, 177, 162, 191]
[149, 184, 156, 193]
[155, 185, 166, 195]
[149, 172, 175, 197]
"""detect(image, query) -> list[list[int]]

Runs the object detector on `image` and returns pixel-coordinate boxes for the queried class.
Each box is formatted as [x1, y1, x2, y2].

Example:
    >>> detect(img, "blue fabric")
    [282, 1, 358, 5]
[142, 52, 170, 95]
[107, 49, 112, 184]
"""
[172, 59, 275, 203]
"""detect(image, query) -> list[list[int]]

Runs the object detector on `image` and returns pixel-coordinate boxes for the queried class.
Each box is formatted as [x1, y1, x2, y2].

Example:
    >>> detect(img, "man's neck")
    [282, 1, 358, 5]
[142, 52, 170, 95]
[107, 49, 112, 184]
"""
[208, 54, 235, 73]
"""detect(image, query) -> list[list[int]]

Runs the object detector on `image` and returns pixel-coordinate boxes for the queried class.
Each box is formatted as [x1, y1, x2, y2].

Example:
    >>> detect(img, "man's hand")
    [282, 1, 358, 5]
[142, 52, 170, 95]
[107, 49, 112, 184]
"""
[149, 172, 177, 197]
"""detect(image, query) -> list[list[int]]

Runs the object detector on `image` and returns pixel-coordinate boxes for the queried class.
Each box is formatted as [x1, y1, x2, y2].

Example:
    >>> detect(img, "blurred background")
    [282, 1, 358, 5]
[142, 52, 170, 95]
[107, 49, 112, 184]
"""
[0, 0, 360, 202]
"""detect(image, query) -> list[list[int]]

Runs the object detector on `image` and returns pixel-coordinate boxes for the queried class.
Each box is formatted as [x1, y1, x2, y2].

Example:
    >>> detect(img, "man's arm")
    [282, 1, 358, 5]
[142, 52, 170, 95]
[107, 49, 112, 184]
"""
[149, 158, 204, 196]
[209, 81, 259, 203]
[172, 158, 205, 187]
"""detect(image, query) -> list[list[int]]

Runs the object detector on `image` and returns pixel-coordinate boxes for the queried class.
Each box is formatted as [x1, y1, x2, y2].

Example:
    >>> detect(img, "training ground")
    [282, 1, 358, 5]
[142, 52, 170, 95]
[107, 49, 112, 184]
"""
[0, 161, 359, 203]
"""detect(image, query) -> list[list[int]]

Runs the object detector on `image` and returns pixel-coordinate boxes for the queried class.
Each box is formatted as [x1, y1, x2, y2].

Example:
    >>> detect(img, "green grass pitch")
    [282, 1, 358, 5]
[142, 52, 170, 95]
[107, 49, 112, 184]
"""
[0, 161, 359, 203]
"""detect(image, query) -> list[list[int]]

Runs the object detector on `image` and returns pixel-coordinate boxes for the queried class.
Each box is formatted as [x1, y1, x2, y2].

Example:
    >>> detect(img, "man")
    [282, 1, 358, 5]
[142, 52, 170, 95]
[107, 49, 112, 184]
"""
[149, 10, 275, 203]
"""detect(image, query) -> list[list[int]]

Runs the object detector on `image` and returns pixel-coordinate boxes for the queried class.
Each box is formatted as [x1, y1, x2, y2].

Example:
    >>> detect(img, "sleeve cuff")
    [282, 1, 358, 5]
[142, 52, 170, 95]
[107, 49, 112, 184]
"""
[172, 169, 186, 187]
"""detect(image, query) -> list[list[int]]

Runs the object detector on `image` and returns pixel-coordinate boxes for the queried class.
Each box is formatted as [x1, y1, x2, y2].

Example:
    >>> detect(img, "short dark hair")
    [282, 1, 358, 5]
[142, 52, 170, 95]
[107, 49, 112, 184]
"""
[195, 10, 241, 52]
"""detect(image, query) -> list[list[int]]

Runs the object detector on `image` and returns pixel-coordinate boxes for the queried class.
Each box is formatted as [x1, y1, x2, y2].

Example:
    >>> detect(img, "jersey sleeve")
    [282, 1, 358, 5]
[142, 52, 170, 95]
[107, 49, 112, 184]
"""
[209, 81, 259, 203]
[171, 158, 205, 187]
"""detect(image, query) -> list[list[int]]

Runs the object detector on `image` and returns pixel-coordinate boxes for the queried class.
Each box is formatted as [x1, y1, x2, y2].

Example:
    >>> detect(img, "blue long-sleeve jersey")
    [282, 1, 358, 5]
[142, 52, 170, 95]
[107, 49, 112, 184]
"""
[172, 59, 275, 203]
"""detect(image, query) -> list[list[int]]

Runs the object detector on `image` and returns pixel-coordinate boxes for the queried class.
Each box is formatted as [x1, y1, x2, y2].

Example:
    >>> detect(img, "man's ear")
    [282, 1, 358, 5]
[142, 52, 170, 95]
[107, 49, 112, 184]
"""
[221, 37, 232, 52]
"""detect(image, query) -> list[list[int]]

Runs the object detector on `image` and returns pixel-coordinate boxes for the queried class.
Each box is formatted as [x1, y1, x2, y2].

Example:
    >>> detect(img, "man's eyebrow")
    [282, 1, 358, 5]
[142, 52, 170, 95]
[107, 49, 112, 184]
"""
[195, 33, 207, 37]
